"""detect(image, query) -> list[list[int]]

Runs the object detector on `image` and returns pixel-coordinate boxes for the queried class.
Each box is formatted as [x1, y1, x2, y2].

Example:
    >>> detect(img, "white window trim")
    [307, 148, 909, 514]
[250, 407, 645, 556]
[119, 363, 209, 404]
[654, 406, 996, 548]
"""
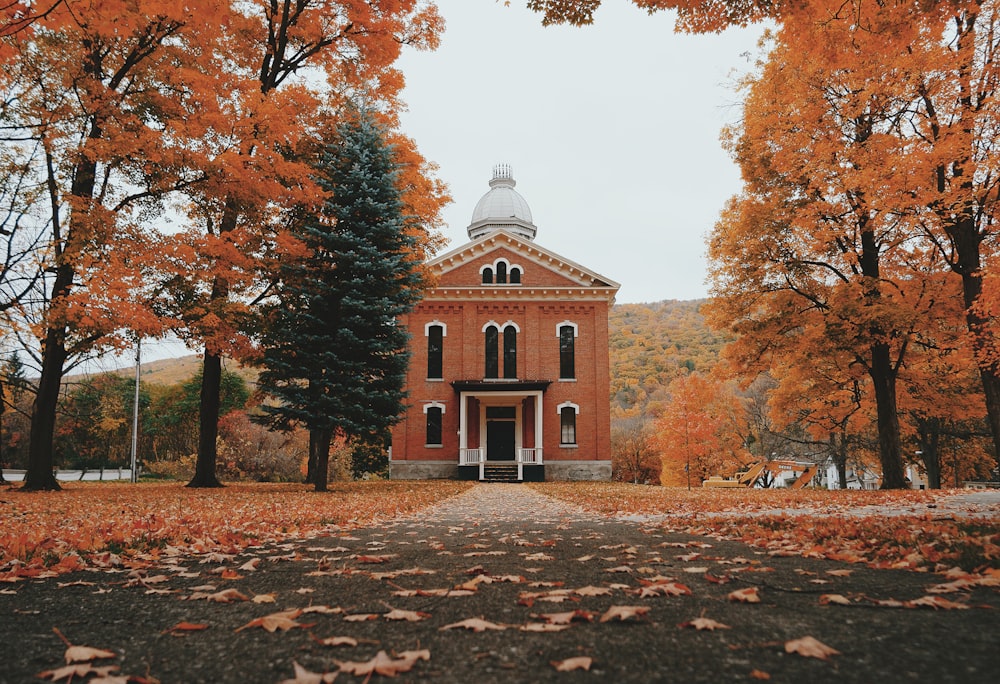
[501, 320, 520, 333]
[556, 401, 580, 415]
[423, 401, 446, 414]
[424, 320, 447, 337]
[556, 321, 579, 337]
[482, 320, 500, 333]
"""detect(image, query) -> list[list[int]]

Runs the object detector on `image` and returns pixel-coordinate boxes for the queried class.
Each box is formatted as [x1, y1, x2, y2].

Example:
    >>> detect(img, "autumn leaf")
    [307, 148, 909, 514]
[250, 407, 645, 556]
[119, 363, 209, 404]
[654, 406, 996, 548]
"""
[749, 669, 771, 680]
[383, 609, 430, 622]
[818, 594, 852, 606]
[520, 623, 571, 632]
[64, 645, 117, 664]
[335, 649, 429, 676]
[279, 661, 337, 684]
[906, 596, 969, 610]
[343, 613, 378, 622]
[313, 635, 358, 647]
[535, 610, 596, 625]
[552, 656, 592, 672]
[252, 593, 277, 604]
[439, 618, 507, 632]
[599, 605, 650, 623]
[164, 622, 209, 635]
[235, 610, 315, 633]
[204, 588, 249, 603]
[728, 587, 761, 603]
[785, 636, 841, 660]
[38, 664, 120, 682]
[573, 585, 612, 597]
[678, 617, 730, 631]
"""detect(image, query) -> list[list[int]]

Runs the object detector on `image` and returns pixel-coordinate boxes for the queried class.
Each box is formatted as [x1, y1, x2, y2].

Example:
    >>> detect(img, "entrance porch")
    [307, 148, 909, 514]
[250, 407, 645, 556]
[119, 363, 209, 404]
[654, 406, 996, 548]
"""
[452, 381, 550, 482]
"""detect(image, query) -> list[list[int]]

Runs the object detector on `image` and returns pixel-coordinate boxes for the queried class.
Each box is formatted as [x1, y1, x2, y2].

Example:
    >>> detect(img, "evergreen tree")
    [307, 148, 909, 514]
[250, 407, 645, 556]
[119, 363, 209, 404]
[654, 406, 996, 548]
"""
[256, 111, 423, 491]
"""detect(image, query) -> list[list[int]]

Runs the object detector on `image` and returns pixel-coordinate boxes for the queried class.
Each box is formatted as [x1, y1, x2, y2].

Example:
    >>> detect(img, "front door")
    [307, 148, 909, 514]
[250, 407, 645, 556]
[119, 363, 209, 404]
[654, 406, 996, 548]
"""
[486, 420, 516, 461]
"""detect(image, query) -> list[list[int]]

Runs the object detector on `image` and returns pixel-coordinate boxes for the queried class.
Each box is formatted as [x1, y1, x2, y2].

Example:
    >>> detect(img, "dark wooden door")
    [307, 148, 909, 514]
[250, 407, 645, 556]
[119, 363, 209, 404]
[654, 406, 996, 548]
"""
[486, 421, 516, 461]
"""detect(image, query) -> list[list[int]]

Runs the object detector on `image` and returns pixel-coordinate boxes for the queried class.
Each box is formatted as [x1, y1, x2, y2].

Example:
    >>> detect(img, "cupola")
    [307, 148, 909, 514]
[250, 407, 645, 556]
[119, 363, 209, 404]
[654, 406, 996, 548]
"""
[467, 164, 537, 241]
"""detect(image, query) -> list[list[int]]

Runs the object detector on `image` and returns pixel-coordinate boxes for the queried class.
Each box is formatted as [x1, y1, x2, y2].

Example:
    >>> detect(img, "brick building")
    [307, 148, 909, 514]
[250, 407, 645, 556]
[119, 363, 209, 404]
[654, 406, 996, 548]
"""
[389, 165, 619, 481]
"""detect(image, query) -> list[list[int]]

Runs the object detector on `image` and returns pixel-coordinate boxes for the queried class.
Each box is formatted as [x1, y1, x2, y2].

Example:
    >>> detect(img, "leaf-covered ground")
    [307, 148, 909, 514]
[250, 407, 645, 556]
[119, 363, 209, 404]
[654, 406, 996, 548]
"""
[533, 483, 1000, 572]
[1, 484, 997, 683]
[0, 481, 472, 580]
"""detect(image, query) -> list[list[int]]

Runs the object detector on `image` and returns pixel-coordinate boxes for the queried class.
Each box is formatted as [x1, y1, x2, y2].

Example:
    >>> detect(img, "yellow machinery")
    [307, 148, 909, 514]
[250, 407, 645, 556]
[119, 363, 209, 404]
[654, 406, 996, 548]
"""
[702, 460, 818, 489]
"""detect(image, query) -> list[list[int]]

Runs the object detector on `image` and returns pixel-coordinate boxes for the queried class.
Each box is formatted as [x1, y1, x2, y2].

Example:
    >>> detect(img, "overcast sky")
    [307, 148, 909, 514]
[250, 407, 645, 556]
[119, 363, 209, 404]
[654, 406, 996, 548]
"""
[396, 0, 765, 304]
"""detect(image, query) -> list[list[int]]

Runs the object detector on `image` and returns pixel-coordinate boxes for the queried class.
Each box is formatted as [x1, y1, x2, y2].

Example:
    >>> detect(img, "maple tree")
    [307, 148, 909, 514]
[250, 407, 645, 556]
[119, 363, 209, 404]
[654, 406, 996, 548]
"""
[1, 1, 224, 489]
[168, 0, 445, 488]
[654, 372, 747, 487]
[256, 110, 424, 491]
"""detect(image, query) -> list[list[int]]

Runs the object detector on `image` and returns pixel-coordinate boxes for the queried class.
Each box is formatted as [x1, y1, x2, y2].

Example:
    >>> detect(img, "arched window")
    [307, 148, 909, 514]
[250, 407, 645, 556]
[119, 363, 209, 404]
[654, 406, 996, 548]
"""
[495, 260, 507, 284]
[424, 403, 444, 445]
[426, 323, 444, 379]
[558, 403, 578, 445]
[503, 325, 517, 379]
[558, 323, 576, 379]
[481, 266, 493, 285]
[509, 267, 521, 284]
[484, 325, 499, 379]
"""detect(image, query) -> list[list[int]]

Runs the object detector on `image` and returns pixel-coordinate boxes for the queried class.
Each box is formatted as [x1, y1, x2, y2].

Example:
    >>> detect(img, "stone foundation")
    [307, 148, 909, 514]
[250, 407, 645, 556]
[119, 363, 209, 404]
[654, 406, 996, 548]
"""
[389, 461, 459, 480]
[544, 460, 612, 481]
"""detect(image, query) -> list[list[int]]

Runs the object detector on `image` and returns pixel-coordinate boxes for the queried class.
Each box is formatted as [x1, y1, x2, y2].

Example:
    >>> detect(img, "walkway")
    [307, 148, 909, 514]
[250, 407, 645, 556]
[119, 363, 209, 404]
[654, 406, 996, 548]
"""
[1, 484, 997, 683]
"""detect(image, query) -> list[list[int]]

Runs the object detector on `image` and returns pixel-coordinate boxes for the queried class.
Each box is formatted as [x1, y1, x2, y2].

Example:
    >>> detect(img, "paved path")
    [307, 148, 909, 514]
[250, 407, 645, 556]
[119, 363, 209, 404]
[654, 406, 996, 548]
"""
[2, 485, 997, 683]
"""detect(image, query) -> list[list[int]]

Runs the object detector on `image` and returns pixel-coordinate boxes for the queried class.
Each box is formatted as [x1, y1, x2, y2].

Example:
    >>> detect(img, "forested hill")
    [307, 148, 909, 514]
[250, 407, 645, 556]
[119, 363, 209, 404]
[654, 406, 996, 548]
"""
[609, 300, 729, 416]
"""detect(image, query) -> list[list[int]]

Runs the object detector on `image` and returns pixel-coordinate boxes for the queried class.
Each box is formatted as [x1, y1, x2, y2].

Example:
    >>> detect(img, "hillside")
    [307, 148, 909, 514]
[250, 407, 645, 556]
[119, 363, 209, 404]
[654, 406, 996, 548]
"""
[609, 299, 728, 415]
[68, 301, 724, 408]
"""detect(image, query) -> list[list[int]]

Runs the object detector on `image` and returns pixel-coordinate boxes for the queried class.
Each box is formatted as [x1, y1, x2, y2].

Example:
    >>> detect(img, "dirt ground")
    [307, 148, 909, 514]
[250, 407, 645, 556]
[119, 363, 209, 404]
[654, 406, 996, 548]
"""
[1, 485, 997, 683]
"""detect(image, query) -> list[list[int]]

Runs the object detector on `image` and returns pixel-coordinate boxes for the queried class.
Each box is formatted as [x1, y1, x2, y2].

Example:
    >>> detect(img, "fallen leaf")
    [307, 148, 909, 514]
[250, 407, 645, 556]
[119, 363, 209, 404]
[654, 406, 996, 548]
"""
[38, 664, 120, 681]
[164, 622, 209, 635]
[826, 569, 853, 577]
[313, 635, 358, 647]
[64, 645, 117, 664]
[728, 587, 761, 603]
[573, 585, 612, 597]
[552, 656, 592, 672]
[678, 617, 730, 631]
[383, 608, 431, 622]
[819, 594, 852, 606]
[343, 613, 378, 622]
[906, 595, 969, 610]
[749, 668, 771, 680]
[252, 593, 277, 604]
[205, 588, 248, 603]
[235, 613, 315, 633]
[784, 636, 841, 660]
[520, 622, 571, 632]
[335, 649, 429, 676]
[599, 605, 650, 623]
[440, 618, 507, 632]
[278, 661, 337, 684]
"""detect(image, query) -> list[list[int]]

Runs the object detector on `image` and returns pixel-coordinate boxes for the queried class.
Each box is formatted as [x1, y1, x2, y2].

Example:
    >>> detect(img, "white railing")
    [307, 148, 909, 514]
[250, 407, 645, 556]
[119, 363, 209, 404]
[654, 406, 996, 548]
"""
[517, 448, 543, 464]
[459, 448, 484, 465]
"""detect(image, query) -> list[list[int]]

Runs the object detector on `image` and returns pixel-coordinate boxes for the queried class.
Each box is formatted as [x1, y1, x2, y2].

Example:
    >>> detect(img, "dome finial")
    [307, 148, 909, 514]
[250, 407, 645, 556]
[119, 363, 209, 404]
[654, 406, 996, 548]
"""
[490, 163, 515, 188]
[468, 163, 536, 241]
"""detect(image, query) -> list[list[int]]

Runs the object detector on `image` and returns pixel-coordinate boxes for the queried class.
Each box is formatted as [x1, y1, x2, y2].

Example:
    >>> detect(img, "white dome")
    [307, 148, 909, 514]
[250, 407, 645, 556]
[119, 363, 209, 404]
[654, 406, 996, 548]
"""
[467, 164, 537, 241]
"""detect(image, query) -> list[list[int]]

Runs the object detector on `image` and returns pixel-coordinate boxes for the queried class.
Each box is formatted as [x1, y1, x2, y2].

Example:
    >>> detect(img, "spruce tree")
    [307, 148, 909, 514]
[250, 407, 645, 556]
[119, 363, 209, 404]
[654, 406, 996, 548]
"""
[256, 111, 423, 491]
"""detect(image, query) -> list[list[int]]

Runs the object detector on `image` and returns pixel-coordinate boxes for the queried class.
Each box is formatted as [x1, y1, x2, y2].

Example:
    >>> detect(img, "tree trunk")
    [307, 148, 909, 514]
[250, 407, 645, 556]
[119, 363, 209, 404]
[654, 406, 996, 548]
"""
[313, 428, 332, 492]
[23, 301, 70, 491]
[917, 424, 942, 490]
[870, 341, 906, 489]
[187, 350, 224, 488]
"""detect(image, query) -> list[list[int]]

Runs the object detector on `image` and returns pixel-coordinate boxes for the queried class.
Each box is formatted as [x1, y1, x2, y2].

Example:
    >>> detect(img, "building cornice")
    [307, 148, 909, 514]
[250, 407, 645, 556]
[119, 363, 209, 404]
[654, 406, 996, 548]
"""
[419, 287, 618, 303]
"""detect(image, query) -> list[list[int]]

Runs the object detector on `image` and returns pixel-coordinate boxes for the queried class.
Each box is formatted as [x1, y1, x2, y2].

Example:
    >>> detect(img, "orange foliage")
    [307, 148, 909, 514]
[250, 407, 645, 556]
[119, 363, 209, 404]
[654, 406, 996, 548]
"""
[0, 481, 470, 579]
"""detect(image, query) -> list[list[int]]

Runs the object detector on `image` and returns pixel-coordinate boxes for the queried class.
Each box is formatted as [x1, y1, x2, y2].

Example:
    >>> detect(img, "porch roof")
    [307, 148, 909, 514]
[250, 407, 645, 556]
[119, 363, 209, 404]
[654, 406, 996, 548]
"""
[451, 380, 552, 393]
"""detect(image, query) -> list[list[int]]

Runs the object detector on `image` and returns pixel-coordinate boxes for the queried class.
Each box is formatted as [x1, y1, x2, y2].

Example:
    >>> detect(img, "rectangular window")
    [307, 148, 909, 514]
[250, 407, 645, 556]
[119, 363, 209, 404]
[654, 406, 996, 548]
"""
[559, 325, 575, 379]
[426, 406, 443, 445]
[427, 325, 443, 379]
[485, 326, 499, 378]
[503, 327, 517, 379]
[560, 407, 577, 445]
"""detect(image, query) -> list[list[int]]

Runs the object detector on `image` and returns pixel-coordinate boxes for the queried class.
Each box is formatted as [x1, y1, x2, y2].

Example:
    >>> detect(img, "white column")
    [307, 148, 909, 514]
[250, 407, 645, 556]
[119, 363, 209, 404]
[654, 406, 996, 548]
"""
[459, 392, 468, 452]
[534, 390, 543, 451]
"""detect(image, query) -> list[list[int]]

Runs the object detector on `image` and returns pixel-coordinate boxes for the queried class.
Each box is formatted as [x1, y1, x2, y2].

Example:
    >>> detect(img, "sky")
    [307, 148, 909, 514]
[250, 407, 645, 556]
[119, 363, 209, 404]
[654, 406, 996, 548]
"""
[77, 1, 766, 371]
[396, 0, 765, 304]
